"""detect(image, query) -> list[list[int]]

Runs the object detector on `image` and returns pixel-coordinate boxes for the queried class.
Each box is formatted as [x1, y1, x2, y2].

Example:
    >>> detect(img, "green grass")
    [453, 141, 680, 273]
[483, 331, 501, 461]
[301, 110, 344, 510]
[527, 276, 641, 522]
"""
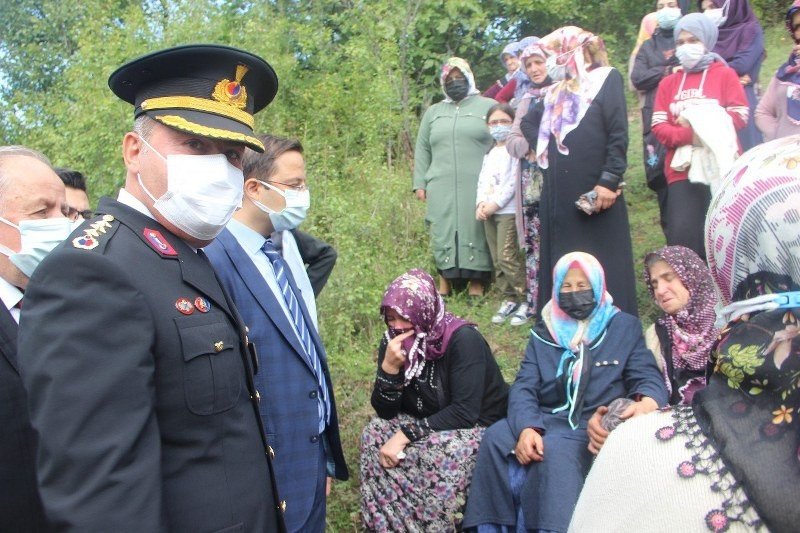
[319, 23, 788, 531]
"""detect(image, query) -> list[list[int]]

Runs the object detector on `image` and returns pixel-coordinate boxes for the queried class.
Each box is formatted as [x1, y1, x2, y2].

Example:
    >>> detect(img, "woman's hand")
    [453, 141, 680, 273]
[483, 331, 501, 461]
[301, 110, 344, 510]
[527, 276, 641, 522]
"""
[676, 116, 690, 128]
[381, 329, 414, 374]
[739, 74, 751, 86]
[415, 189, 426, 201]
[514, 428, 544, 465]
[481, 201, 500, 217]
[592, 185, 619, 212]
[379, 430, 410, 468]
[587, 406, 610, 455]
[620, 396, 659, 420]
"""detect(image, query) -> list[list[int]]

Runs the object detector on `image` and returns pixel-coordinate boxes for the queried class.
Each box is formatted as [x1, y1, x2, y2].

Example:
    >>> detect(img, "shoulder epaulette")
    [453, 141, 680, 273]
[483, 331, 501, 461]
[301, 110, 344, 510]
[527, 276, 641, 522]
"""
[71, 214, 119, 253]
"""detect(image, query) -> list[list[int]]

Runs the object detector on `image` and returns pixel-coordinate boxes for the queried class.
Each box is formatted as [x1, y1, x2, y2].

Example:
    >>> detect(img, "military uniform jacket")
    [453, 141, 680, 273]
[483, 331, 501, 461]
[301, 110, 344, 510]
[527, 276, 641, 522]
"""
[18, 197, 285, 532]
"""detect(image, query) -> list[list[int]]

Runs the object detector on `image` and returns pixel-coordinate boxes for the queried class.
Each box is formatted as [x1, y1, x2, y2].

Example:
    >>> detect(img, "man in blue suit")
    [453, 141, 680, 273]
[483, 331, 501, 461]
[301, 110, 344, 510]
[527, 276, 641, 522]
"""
[205, 134, 349, 533]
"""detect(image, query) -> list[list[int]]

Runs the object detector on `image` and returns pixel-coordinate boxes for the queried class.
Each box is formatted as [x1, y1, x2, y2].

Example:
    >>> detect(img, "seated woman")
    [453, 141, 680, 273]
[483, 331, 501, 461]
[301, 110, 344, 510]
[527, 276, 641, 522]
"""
[644, 245, 719, 405]
[569, 135, 800, 532]
[360, 269, 509, 532]
[462, 252, 667, 532]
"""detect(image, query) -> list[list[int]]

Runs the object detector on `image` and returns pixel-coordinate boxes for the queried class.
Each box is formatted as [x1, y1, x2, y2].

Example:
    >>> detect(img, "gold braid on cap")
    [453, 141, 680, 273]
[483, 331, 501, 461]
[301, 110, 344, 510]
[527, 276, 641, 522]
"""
[155, 115, 264, 151]
[140, 95, 254, 128]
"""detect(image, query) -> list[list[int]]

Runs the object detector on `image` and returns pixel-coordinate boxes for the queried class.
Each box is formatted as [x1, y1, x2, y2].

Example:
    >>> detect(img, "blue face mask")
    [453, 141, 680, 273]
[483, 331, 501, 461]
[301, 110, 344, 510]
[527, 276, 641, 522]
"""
[0, 216, 73, 277]
[251, 180, 311, 232]
[489, 124, 512, 142]
[656, 7, 682, 30]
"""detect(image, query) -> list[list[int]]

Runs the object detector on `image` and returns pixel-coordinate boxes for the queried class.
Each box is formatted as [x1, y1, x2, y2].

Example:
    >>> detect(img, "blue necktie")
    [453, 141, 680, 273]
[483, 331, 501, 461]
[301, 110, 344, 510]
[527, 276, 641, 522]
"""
[261, 239, 330, 431]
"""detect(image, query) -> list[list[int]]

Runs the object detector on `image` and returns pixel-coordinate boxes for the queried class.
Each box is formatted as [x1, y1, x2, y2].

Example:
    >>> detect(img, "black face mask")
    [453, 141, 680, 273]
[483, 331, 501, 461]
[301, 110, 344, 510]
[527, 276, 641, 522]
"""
[559, 289, 596, 320]
[444, 78, 470, 101]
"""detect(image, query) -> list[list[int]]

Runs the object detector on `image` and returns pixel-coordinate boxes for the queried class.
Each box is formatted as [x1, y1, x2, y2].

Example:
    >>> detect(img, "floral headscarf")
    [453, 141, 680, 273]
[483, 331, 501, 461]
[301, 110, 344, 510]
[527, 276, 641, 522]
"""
[541, 251, 619, 351]
[381, 269, 475, 383]
[535, 26, 613, 169]
[644, 246, 720, 399]
[439, 57, 480, 103]
[696, 134, 800, 531]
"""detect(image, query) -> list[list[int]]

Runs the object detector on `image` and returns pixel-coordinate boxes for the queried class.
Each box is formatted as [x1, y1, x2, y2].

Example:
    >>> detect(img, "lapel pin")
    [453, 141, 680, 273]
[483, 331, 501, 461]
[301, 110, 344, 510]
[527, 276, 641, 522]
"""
[175, 298, 194, 315]
[194, 297, 211, 313]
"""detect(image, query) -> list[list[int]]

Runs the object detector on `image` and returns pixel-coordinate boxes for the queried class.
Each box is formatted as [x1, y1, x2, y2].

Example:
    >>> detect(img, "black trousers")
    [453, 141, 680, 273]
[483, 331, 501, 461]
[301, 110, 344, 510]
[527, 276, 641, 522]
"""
[664, 179, 711, 261]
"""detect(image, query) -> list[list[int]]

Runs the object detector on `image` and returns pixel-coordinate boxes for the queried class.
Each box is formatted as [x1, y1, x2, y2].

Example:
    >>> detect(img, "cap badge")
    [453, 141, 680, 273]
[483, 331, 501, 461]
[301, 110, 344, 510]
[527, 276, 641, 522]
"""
[212, 64, 249, 109]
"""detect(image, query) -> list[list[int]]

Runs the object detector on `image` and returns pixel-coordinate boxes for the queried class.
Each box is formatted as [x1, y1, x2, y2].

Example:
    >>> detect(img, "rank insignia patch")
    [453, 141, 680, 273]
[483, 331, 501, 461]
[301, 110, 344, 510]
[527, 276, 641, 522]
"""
[143, 228, 178, 257]
[72, 234, 98, 250]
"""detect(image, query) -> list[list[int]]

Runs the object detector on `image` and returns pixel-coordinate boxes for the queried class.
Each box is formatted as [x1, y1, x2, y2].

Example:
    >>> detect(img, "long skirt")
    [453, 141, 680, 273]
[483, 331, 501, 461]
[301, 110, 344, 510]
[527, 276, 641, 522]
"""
[521, 203, 541, 314]
[360, 414, 486, 532]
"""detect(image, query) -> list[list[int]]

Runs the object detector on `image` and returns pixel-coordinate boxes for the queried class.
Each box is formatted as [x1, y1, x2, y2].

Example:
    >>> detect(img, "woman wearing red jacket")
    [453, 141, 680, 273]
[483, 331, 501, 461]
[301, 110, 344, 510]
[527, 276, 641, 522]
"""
[652, 13, 747, 260]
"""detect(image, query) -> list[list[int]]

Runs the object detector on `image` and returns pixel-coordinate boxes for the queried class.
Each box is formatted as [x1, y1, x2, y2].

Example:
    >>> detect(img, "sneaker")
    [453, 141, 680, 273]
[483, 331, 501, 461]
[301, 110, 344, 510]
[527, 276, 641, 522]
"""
[509, 303, 531, 326]
[492, 301, 519, 324]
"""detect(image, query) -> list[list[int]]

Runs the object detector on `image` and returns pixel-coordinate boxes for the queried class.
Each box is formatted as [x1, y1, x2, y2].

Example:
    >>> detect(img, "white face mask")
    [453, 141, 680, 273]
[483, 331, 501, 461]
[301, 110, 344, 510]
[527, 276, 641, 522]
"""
[703, 0, 728, 27]
[545, 54, 567, 81]
[251, 180, 310, 232]
[657, 7, 682, 30]
[137, 136, 244, 241]
[676, 42, 707, 70]
[0, 216, 73, 278]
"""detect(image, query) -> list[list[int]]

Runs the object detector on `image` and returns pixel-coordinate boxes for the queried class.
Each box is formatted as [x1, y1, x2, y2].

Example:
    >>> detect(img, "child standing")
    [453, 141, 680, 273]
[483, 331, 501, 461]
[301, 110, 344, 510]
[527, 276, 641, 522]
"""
[476, 103, 528, 325]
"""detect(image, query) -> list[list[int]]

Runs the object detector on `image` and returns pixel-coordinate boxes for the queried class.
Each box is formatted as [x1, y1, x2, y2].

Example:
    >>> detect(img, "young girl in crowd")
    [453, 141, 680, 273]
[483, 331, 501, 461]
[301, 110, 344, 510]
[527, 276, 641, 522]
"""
[476, 104, 527, 325]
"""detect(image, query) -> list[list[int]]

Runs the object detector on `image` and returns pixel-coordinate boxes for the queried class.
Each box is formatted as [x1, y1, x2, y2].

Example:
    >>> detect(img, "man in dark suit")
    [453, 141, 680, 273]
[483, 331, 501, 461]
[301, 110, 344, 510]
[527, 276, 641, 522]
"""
[0, 145, 68, 532]
[205, 135, 348, 533]
[18, 46, 286, 531]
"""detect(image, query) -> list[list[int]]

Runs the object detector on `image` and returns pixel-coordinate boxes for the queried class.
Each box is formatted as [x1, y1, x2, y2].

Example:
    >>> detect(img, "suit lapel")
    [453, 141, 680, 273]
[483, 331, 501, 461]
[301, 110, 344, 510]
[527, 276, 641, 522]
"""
[217, 230, 314, 370]
[0, 303, 19, 373]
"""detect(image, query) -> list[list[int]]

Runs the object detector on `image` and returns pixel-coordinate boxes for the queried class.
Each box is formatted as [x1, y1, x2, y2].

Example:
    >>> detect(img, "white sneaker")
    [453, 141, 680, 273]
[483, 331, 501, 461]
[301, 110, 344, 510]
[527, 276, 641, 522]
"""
[509, 303, 530, 326]
[491, 301, 518, 324]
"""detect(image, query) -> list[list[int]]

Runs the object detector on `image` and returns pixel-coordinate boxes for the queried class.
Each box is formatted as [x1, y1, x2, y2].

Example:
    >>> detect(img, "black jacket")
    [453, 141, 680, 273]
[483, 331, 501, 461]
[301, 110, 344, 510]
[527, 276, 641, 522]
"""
[0, 304, 46, 532]
[19, 198, 285, 532]
[631, 28, 680, 135]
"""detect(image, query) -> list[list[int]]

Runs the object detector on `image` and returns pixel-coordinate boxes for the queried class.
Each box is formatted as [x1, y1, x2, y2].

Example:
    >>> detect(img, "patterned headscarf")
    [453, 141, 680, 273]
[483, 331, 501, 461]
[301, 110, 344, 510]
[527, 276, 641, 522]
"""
[439, 57, 480, 103]
[705, 135, 800, 315]
[535, 26, 613, 169]
[644, 246, 720, 397]
[541, 252, 619, 351]
[381, 269, 475, 383]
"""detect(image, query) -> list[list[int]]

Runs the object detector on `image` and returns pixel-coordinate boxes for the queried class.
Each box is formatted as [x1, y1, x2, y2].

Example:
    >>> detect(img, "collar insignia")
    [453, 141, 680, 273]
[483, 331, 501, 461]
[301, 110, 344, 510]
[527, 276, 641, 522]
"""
[143, 228, 178, 257]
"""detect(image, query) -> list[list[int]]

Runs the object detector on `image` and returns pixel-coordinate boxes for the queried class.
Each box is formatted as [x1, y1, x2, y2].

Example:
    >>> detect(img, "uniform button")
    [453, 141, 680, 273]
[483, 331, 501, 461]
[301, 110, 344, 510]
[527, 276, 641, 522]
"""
[310, 435, 320, 443]
[267, 445, 275, 460]
[214, 341, 224, 352]
[279, 500, 286, 513]
[309, 390, 318, 399]
[255, 391, 261, 403]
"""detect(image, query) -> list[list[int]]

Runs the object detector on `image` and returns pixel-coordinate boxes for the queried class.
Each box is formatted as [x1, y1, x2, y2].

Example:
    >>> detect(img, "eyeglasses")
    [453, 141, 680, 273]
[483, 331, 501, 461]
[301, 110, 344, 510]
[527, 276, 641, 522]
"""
[67, 208, 93, 222]
[262, 179, 309, 192]
[488, 119, 513, 126]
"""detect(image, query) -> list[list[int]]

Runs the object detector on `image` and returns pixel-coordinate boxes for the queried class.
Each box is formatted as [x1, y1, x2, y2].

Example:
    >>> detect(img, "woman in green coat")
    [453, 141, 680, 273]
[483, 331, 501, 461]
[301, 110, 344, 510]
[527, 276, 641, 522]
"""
[413, 57, 496, 297]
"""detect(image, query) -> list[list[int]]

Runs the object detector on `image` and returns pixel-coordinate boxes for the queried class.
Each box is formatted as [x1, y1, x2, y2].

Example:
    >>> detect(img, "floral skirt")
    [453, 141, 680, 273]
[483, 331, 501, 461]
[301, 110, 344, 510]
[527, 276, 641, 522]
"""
[521, 204, 540, 312]
[360, 414, 486, 532]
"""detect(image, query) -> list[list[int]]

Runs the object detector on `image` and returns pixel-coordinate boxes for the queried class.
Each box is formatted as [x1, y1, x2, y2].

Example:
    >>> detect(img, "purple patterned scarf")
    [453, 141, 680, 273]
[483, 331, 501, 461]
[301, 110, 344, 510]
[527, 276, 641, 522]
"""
[645, 246, 719, 399]
[380, 269, 474, 383]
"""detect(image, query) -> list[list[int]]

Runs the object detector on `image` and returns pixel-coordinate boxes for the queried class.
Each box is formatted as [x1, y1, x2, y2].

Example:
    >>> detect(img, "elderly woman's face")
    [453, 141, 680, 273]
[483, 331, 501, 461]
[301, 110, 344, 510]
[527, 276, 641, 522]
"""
[524, 55, 547, 84]
[385, 308, 413, 331]
[561, 267, 591, 293]
[648, 260, 691, 315]
[503, 54, 519, 73]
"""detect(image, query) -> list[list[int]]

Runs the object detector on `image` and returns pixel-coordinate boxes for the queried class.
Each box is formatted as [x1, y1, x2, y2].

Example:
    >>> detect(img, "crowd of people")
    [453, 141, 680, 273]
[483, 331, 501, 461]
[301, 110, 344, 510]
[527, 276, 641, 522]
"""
[1, 2, 799, 533]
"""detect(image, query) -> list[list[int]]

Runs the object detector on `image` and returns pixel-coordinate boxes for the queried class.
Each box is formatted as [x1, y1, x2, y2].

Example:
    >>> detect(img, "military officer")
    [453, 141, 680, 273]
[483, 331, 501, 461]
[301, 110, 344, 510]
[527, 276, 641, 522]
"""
[18, 45, 286, 531]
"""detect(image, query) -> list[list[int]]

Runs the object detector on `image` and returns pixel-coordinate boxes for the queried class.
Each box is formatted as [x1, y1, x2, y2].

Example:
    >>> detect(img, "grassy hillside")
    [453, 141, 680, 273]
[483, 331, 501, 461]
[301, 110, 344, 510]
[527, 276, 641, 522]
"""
[317, 23, 788, 531]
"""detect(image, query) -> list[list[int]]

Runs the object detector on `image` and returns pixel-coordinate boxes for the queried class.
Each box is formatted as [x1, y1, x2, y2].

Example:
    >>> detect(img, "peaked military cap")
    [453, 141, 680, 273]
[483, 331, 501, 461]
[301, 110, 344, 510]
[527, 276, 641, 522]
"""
[108, 44, 278, 152]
